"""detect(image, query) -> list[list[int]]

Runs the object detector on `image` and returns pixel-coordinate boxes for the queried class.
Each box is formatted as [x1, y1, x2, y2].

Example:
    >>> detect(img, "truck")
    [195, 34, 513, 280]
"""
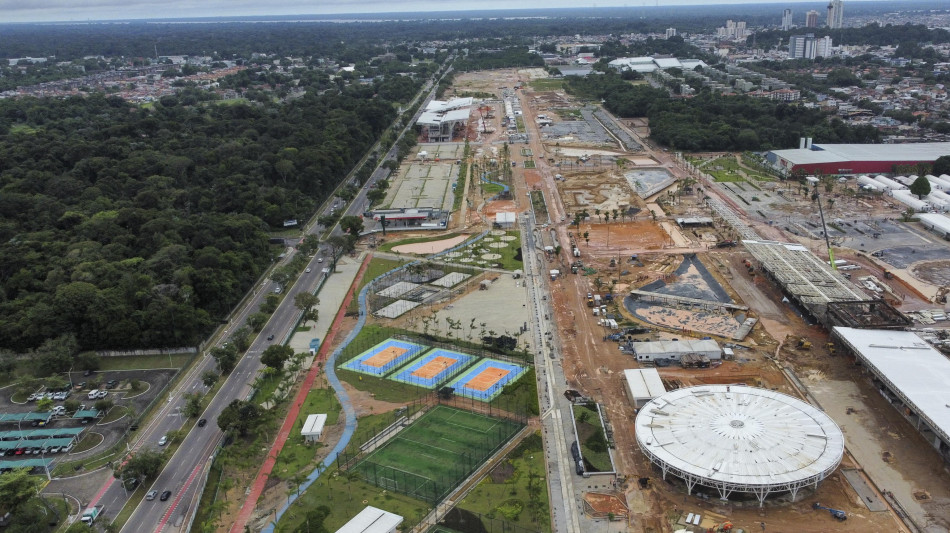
[593, 294, 602, 306]
[80, 505, 102, 525]
[573, 247, 580, 257]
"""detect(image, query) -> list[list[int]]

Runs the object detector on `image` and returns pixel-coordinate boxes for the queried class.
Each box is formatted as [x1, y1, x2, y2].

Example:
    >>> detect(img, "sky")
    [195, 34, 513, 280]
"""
[0, 0, 890, 24]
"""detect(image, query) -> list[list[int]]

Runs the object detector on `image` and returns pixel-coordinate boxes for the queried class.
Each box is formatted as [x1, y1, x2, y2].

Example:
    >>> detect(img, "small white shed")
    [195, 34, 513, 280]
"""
[301, 413, 328, 443]
[335, 506, 404, 533]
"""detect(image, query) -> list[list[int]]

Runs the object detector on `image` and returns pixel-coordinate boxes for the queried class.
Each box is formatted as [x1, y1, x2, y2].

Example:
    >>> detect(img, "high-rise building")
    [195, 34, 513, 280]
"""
[816, 35, 834, 58]
[782, 9, 793, 31]
[666, 27, 677, 38]
[827, 0, 844, 29]
[789, 34, 817, 60]
[805, 10, 820, 28]
[718, 20, 747, 40]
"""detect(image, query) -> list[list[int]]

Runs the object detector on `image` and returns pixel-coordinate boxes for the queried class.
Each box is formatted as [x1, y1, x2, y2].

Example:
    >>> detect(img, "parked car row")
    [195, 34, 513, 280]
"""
[26, 390, 71, 402]
[4, 443, 73, 456]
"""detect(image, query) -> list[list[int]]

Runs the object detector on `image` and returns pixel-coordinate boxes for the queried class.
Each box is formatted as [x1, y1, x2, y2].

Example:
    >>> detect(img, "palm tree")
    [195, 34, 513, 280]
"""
[595, 208, 601, 223]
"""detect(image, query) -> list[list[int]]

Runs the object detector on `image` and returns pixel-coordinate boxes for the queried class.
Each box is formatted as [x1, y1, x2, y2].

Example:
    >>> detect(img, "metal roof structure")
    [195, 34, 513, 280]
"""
[335, 506, 403, 533]
[770, 142, 950, 166]
[301, 413, 327, 442]
[918, 213, 950, 239]
[0, 412, 52, 423]
[741, 240, 867, 317]
[635, 385, 844, 505]
[0, 458, 53, 471]
[623, 369, 666, 407]
[632, 339, 721, 357]
[832, 327, 950, 450]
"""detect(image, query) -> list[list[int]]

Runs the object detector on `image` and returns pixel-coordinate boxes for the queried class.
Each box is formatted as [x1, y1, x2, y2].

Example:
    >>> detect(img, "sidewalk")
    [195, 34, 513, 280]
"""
[288, 254, 364, 355]
[229, 253, 371, 533]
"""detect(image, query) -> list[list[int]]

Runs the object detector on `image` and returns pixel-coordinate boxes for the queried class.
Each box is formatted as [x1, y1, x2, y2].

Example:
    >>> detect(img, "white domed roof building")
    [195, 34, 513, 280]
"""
[635, 385, 844, 505]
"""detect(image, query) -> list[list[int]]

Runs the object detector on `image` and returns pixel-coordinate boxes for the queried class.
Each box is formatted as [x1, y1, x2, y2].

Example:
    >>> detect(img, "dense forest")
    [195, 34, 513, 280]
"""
[0, 70, 415, 353]
[565, 72, 880, 151]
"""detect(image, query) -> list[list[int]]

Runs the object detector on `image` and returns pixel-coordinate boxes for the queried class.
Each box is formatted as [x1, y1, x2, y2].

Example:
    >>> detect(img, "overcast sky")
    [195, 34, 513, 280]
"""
[1, 0, 889, 24]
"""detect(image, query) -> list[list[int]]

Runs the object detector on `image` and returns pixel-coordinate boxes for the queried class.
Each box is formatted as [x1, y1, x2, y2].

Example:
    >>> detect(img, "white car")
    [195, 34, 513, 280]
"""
[96, 390, 108, 399]
[317, 258, 324, 263]
[305, 268, 311, 273]
[158, 435, 168, 446]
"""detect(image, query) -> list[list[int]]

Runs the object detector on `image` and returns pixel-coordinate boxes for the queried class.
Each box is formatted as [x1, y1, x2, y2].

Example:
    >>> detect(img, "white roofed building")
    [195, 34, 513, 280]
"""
[416, 97, 473, 142]
[335, 506, 403, 533]
[301, 413, 327, 442]
[495, 212, 516, 228]
[636, 385, 844, 505]
[632, 339, 721, 362]
[623, 368, 666, 408]
[832, 327, 950, 461]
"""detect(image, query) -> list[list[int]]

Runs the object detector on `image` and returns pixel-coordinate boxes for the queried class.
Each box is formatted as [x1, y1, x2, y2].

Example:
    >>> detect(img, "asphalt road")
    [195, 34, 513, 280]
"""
[90, 70, 449, 532]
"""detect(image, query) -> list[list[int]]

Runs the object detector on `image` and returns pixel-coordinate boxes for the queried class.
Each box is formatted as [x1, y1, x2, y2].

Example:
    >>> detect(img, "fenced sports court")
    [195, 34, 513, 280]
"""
[446, 358, 526, 401]
[348, 405, 523, 504]
[390, 349, 475, 388]
[341, 338, 428, 376]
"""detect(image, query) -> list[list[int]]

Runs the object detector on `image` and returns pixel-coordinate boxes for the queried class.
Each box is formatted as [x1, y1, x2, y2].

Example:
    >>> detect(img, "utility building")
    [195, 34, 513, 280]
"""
[623, 368, 666, 409]
[632, 339, 721, 363]
[335, 506, 404, 533]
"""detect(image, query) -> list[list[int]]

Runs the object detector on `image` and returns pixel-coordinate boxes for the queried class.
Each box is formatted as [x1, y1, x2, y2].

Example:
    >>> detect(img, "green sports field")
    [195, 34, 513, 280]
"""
[353, 405, 522, 504]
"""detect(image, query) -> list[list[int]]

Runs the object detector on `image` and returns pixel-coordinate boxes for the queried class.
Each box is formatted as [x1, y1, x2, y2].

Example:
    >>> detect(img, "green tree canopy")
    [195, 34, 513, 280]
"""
[910, 176, 932, 199]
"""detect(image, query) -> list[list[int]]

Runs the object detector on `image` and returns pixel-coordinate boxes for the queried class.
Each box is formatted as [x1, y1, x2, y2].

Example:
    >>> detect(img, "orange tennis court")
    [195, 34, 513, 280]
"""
[342, 338, 428, 376]
[448, 359, 526, 401]
[391, 349, 475, 388]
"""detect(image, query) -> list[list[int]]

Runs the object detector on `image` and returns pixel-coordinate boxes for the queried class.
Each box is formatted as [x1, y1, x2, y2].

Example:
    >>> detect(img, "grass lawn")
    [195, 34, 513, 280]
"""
[72, 432, 104, 453]
[553, 108, 582, 120]
[100, 405, 130, 424]
[572, 404, 612, 472]
[457, 432, 550, 532]
[530, 191, 548, 222]
[98, 353, 193, 370]
[482, 182, 505, 195]
[347, 257, 408, 314]
[335, 368, 428, 404]
[271, 387, 342, 480]
[515, 117, 525, 132]
[523, 160, 536, 169]
[528, 78, 563, 91]
[276, 475, 430, 533]
[379, 233, 466, 253]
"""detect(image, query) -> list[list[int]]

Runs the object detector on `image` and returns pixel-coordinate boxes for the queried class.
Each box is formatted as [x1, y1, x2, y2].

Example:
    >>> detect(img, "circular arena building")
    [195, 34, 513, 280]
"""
[635, 385, 844, 505]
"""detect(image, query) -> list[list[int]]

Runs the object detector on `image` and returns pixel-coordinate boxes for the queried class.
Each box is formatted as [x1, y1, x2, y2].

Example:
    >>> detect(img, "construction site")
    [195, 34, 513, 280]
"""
[351, 68, 950, 533]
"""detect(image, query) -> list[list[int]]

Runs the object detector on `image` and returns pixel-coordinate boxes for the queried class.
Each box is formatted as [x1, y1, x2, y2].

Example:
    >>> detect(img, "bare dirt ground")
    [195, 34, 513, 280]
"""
[558, 168, 639, 214]
[390, 234, 470, 254]
[578, 220, 670, 253]
[513, 72, 913, 533]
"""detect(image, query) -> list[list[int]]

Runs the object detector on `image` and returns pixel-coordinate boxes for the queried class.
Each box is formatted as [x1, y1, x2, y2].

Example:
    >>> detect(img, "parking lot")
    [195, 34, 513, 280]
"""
[2, 368, 177, 470]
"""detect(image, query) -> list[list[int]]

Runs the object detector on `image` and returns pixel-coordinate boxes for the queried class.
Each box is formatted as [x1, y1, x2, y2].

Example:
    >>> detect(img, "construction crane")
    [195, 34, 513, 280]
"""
[813, 502, 847, 521]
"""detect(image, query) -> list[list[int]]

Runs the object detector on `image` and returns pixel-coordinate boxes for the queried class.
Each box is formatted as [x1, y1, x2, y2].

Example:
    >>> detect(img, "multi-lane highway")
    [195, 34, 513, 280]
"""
[82, 68, 449, 532]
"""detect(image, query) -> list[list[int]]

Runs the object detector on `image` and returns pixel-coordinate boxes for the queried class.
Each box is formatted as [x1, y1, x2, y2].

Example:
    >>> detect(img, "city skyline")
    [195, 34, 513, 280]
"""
[0, 0, 893, 24]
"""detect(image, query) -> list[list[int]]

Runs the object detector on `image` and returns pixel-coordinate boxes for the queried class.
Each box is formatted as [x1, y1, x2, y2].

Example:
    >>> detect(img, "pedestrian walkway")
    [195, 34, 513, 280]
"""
[288, 255, 364, 354]
[229, 254, 371, 533]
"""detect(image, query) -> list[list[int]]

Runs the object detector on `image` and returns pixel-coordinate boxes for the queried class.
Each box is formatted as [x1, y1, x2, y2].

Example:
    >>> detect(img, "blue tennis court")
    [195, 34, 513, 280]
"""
[341, 338, 429, 377]
[446, 358, 526, 401]
[389, 349, 475, 389]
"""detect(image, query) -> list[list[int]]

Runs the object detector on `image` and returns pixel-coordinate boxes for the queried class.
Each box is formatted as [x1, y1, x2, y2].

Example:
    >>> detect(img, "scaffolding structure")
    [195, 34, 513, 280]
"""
[741, 239, 867, 318]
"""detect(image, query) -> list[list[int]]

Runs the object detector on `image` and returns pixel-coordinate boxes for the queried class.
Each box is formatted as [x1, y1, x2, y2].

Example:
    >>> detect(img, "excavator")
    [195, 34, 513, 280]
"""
[813, 502, 847, 521]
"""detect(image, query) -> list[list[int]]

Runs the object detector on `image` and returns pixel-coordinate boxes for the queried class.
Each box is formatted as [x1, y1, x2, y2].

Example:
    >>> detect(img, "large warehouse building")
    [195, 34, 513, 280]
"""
[635, 385, 844, 505]
[767, 141, 950, 176]
[832, 327, 950, 463]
